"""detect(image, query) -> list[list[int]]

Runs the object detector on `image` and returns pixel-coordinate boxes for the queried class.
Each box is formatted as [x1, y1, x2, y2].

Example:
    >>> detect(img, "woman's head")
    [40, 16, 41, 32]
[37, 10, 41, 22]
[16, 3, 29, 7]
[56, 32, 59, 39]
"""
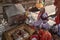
[40, 8, 45, 14]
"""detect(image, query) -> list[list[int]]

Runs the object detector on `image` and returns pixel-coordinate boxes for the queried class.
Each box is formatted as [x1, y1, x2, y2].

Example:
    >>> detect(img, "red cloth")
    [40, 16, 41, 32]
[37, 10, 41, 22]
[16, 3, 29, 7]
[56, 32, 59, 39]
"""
[54, 0, 60, 7]
[54, 0, 60, 24]
[55, 15, 60, 24]
[38, 29, 52, 40]
[30, 34, 39, 40]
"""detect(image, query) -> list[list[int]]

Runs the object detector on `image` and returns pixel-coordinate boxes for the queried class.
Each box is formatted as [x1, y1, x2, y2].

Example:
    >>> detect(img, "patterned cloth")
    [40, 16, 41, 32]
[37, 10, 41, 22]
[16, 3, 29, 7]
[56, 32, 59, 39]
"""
[33, 19, 43, 27]
[40, 22, 50, 30]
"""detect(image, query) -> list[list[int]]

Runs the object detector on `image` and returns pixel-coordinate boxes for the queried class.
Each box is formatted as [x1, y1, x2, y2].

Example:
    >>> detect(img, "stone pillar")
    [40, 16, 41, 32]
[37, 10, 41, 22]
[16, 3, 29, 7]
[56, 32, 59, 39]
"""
[54, 0, 60, 24]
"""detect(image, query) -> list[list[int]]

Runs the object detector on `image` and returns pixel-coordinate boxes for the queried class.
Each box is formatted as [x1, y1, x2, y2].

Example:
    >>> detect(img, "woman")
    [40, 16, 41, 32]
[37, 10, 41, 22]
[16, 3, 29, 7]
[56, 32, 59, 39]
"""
[33, 8, 48, 30]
